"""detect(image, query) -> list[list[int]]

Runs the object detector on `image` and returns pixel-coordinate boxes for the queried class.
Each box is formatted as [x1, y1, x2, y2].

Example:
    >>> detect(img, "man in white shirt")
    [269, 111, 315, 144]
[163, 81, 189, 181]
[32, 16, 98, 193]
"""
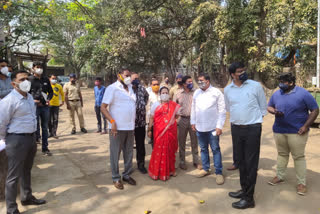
[147, 78, 160, 114]
[191, 73, 226, 185]
[146, 78, 160, 147]
[101, 69, 137, 190]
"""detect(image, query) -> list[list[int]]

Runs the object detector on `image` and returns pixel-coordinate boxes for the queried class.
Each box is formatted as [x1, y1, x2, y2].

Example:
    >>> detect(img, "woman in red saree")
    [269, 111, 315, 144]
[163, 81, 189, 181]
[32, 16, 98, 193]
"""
[147, 86, 180, 181]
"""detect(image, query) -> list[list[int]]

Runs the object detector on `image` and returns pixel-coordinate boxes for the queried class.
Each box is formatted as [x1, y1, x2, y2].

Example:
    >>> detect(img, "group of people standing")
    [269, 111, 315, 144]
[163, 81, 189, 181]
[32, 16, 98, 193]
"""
[0, 60, 89, 214]
[98, 62, 319, 210]
[0, 59, 318, 213]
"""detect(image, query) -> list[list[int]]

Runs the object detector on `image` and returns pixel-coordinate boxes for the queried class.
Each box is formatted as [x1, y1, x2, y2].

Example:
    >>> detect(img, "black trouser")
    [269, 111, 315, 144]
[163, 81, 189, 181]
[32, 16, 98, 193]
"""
[231, 123, 240, 168]
[95, 106, 107, 132]
[231, 123, 262, 202]
[49, 106, 60, 136]
[5, 133, 37, 214]
[134, 126, 146, 166]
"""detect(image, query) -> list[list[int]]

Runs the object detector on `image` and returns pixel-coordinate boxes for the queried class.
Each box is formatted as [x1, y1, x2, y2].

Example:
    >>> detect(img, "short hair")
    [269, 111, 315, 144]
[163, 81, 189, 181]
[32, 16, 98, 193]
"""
[0, 59, 8, 64]
[229, 62, 245, 74]
[160, 86, 169, 94]
[182, 75, 192, 84]
[95, 77, 103, 81]
[119, 68, 130, 74]
[151, 78, 159, 84]
[11, 70, 29, 81]
[278, 72, 296, 83]
[32, 61, 42, 68]
[198, 73, 210, 81]
[49, 74, 57, 78]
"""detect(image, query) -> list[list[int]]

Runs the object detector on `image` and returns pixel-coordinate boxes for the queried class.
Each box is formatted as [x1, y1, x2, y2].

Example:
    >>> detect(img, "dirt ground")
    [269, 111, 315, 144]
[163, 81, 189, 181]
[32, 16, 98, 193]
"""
[1, 87, 320, 214]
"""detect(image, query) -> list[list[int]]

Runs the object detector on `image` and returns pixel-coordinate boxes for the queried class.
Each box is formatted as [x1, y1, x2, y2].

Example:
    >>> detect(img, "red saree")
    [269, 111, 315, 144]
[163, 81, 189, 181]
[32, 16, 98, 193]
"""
[148, 101, 180, 181]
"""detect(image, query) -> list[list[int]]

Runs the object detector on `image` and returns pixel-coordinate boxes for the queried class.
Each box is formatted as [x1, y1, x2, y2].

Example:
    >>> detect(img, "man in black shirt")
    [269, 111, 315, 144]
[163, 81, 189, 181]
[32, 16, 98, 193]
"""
[29, 62, 53, 156]
[131, 72, 149, 174]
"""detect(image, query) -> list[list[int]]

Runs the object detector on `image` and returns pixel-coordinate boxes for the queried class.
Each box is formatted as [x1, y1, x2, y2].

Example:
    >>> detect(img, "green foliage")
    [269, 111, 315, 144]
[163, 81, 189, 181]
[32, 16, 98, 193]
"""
[1, 0, 318, 87]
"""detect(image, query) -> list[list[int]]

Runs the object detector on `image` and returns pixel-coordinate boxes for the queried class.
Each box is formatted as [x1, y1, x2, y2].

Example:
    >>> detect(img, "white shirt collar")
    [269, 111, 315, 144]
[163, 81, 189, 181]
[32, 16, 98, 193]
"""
[200, 85, 213, 92]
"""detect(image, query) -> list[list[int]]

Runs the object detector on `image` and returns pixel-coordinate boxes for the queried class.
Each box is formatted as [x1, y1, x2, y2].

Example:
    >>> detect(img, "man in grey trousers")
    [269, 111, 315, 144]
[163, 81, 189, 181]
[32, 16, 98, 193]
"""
[101, 69, 137, 190]
[0, 70, 46, 214]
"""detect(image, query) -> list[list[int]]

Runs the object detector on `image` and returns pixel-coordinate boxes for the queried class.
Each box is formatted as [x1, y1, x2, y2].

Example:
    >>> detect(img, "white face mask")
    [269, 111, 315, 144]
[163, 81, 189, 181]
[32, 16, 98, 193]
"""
[16, 80, 31, 93]
[35, 68, 43, 75]
[1, 66, 9, 76]
[198, 81, 207, 89]
[51, 79, 57, 84]
[124, 77, 132, 85]
[160, 94, 170, 101]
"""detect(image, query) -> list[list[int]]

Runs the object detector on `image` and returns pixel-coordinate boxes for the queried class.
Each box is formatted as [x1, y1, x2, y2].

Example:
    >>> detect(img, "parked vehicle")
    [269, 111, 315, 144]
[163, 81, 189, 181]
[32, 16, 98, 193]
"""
[57, 76, 70, 87]
[307, 87, 320, 127]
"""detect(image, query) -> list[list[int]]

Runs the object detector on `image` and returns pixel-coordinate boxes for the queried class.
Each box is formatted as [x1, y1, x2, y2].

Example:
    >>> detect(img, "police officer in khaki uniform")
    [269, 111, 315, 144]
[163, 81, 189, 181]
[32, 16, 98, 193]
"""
[63, 73, 87, 134]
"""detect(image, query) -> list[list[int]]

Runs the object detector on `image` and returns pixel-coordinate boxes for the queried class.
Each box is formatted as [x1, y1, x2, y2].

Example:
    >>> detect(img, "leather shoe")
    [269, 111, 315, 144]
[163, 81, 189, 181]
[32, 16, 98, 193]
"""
[21, 196, 46, 206]
[229, 190, 244, 199]
[138, 164, 148, 174]
[123, 177, 136, 185]
[227, 165, 238, 170]
[113, 180, 124, 190]
[232, 199, 255, 209]
[179, 163, 187, 170]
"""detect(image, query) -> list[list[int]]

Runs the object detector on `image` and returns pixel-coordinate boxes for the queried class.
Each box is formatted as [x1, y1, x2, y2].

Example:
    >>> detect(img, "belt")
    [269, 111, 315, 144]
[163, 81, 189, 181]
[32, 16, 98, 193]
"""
[69, 99, 80, 102]
[7, 132, 35, 136]
[231, 123, 261, 128]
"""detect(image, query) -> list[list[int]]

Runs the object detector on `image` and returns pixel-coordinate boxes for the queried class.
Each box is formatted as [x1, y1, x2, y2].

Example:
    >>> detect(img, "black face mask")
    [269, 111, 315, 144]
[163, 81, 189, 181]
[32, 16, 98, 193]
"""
[239, 72, 248, 83]
[279, 82, 294, 93]
[177, 81, 183, 86]
[279, 83, 289, 91]
[132, 79, 140, 87]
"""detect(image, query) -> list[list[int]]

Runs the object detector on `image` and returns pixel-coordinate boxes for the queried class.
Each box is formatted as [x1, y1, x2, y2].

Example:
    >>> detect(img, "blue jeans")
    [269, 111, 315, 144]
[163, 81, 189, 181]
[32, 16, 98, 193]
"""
[36, 106, 49, 152]
[196, 131, 223, 175]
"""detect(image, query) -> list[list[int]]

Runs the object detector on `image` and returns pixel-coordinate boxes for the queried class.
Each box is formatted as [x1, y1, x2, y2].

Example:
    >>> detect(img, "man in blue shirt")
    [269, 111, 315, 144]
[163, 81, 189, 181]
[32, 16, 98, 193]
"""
[224, 62, 267, 209]
[94, 77, 107, 134]
[0, 70, 46, 214]
[267, 72, 319, 196]
[0, 59, 13, 99]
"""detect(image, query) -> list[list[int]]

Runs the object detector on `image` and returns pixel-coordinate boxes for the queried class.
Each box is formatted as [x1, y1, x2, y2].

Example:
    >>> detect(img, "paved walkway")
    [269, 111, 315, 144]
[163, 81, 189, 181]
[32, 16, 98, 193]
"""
[1, 88, 320, 214]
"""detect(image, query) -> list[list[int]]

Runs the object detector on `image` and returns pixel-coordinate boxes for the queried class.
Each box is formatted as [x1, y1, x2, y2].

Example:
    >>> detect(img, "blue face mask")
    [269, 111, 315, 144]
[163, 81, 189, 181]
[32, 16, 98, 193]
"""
[7, 72, 11, 78]
[132, 79, 140, 86]
[239, 72, 248, 82]
[186, 83, 193, 90]
[279, 83, 289, 92]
